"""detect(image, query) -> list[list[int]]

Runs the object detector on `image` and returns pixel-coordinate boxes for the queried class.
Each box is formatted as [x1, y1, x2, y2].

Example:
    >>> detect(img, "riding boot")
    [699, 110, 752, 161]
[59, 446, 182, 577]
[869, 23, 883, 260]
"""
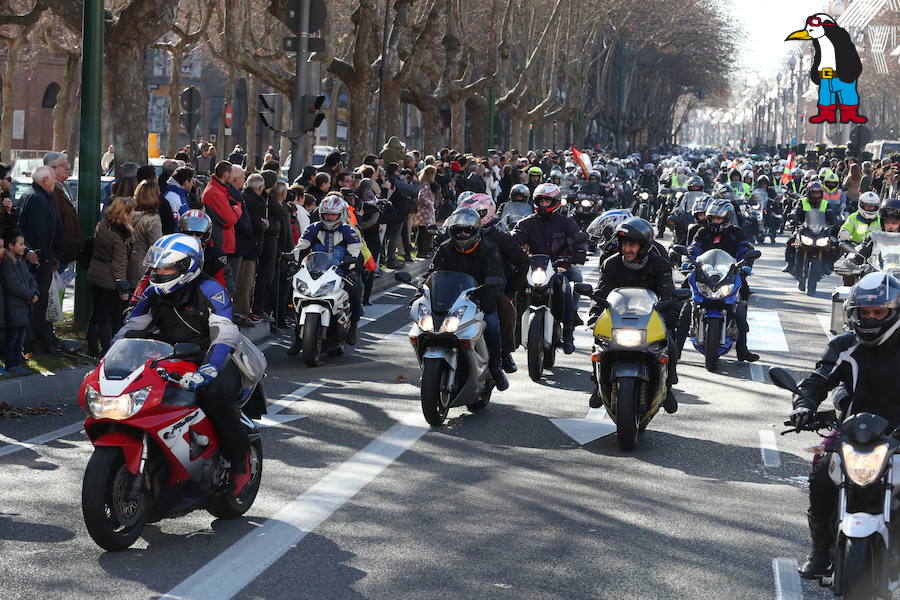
[735, 303, 759, 362]
[286, 328, 302, 356]
[347, 321, 358, 346]
[86, 322, 100, 358]
[798, 509, 834, 579]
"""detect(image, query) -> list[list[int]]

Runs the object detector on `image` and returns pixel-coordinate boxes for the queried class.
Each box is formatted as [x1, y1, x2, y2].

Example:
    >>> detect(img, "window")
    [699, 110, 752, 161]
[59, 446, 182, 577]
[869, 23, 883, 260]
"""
[41, 83, 60, 108]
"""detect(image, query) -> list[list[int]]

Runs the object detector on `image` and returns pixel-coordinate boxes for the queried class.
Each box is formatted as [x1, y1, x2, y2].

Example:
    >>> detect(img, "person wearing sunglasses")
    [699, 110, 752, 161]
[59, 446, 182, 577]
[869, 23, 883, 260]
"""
[0, 163, 17, 230]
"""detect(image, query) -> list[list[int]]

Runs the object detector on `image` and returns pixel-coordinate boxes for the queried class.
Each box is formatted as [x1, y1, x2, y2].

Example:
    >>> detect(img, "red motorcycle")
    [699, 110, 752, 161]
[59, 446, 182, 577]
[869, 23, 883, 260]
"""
[69, 338, 266, 551]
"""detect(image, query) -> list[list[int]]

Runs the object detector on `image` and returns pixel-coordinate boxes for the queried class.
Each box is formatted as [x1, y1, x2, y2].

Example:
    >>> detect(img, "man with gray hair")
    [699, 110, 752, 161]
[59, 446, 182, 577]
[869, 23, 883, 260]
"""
[226, 165, 249, 288]
[19, 165, 64, 353]
[43, 151, 81, 277]
[233, 173, 267, 320]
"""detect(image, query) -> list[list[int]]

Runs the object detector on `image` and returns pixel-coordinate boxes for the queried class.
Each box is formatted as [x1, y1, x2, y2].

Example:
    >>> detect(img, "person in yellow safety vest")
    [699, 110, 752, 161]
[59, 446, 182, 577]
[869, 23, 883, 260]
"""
[783, 182, 834, 273]
[728, 168, 751, 201]
[821, 170, 847, 216]
[839, 191, 881, 244]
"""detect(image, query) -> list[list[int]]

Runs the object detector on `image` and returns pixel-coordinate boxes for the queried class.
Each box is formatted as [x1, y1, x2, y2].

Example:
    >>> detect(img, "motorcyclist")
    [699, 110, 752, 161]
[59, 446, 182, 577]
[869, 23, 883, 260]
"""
[789, 272, 900, 579]
[580, 170, 604, 196]
[850, 197, 900, 263]
[428, 207, 509, 390]
[560, 172, 579, 198]
[512, 182, 587, 355]
[509, 183, 530, 205]
[821, 170, 847, 216]
[783, 182, 833, 273]
[288, 194, 363, 353]
[638, 163, 658, 194]
[684, 194, 711, 245]
[549, 168, 563, 186]
[460, 193, 529, 374]
[591, 217, 680, 413]
[839, 191, 881, 244]
[114, 234, 252, 497]
[526, 166, 544, 195]
[729, 168, 751, 201]
[591, 209, 634, 260]
[682, 199, 759, 362]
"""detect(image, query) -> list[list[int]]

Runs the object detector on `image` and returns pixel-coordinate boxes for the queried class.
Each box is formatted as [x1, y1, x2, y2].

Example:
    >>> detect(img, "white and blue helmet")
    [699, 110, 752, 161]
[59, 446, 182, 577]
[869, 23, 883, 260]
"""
[143, 233, 204, 295]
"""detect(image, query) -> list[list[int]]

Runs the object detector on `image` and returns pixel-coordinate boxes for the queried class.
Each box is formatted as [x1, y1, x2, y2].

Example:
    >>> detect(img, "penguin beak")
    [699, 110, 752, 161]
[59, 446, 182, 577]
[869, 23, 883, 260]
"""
[785, 29, 812, 41]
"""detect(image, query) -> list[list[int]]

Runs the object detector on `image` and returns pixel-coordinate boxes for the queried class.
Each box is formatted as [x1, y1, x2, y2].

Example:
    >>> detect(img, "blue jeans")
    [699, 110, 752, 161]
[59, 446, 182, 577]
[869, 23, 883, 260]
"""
[484, 311, 502, 374]
[818, 78, 859, 106]
[4, 326, 26, 369]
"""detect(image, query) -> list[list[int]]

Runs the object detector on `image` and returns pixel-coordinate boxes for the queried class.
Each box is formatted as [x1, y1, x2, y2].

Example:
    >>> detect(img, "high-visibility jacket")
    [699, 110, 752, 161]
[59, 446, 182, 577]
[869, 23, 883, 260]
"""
[801, 197, 828, 212]
[841, 212, 880, 243]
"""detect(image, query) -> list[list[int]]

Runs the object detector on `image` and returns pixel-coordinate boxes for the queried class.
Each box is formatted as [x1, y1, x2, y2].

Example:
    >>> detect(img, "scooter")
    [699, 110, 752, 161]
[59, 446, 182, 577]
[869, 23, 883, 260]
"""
[290, 248, 355, 367]
[397, 271, 503, 426]
[772, 367, 900, 599]
[577, 283, 690, 451]
[521, 255, 569, 382]
[68, 337, 266, 551]
[673, 245, 761, 372]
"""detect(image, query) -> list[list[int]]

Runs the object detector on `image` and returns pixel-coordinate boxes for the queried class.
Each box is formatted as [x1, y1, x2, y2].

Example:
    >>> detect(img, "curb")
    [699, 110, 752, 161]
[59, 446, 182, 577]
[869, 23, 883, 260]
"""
[1, 259, 430, 408]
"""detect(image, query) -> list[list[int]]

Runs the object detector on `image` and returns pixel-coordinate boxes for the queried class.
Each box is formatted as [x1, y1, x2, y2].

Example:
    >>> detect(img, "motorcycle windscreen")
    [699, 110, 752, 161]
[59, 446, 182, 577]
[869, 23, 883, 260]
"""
[607, 288, 659, 316]
[499, 202, 532, 229]
[303, 251, 340, 279]
[803, 210, 828, 234]
[428, 271, 479, 314]
[104, 339, 174, 380]
[585, 210, 633, 240]
[680, 191, 705, 212]
[696, 249, 736, 284]
[868, 231, 900, 276]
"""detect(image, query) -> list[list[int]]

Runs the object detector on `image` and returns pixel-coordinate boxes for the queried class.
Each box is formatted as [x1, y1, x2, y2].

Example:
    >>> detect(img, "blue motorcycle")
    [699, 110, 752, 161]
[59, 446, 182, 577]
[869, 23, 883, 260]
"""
[674, 245, 760, 371]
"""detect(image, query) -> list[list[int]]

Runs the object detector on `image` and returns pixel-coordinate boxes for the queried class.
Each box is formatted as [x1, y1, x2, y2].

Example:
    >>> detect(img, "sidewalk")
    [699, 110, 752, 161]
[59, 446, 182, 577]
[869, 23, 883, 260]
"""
[0, 259, 428, 408]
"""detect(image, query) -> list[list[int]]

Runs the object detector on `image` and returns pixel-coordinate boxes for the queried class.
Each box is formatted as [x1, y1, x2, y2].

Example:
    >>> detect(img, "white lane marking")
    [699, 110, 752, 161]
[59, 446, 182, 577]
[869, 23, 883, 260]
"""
[163, 418, 429, 600]
[256, 413, 307, 428]
[816, 314, 836, 340]
[0, 422, 84, 458]
[750, 363, 766, 382]
[747, 311, 790, 352]
[549, 407, 617, 445]
[759, 429, 782, 467]
[359, 302, 403, 324]
[772, 557, 804, 600]
[267, 382, 323, 416]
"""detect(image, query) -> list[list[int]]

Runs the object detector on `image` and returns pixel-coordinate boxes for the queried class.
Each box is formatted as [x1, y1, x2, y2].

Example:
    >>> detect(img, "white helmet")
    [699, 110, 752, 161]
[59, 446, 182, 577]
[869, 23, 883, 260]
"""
[318, 194, 348, 230]
[858, 191, 881, 220]
[142, 234, 204, 295]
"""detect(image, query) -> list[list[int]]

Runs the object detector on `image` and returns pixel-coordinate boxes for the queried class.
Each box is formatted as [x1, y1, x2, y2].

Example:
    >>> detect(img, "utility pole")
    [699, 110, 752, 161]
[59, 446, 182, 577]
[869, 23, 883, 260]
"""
[374, 0, 391, 153]
[75, 0, 103, 327]
[290, 0, 310, 184]
[615, 37, 625, 156]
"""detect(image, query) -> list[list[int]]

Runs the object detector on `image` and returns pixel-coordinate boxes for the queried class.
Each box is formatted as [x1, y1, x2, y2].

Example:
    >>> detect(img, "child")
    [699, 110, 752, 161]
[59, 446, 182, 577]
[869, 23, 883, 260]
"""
[2, 229, 38, 375]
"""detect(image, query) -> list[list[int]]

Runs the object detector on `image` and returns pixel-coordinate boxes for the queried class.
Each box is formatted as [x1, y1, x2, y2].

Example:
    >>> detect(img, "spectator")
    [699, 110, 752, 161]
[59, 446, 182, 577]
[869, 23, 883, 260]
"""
[101, 145, 116, 172]
[235, 173, 267, 322]
[253, 179, 286, 322]
[2, 229, 38, 375]
[294, 192, 316, 237]
[164, 166, 195, 221]
[843, 162, 862, 205]
[307, 172, 331, 203]
[379, 136, 406, 165]
[228, 144, 246, 166]
[860, 161, 873, 193]
[226, 165, 249, 290]
[0, 163, 18, 230]
[44, 152, 82, 271]
[128, 180, 163, 285]
[415, 165, 438, 258]
[385, 161, 419, 264]
[295, 164, 317, 188]
[196, 144, 214, 175]
[318, 150, 344, 178]
[357, 180, 382, 304]
[202, 161, 242, 262]
[18, 165, 61, 354]
[86, 197, 134, 357]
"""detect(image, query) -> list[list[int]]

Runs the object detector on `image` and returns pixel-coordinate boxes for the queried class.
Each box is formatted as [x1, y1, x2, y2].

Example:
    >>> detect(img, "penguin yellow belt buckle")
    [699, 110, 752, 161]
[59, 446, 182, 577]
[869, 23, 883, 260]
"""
[820, 68, 835, 79]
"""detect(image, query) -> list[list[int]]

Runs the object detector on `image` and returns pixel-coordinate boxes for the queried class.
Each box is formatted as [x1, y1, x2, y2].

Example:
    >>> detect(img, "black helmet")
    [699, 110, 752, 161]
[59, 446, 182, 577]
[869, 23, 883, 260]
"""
[714, 184, 735, 202]
[687, 176, 704, 191]
[880, 198, 900, 223]
[178, 209, 213, 245]
[806, 181, 824, 201]
[691, 194, 711, 217]
[615, 217, 654, 269]
[642, 163, 654, 174]
[588, 170, 601, 181]
[846, 272, 900, 346]
[444, 208, 483, 253]
[705, 198, 735, 232]
[510, 183, 530, 203]
[756, 175, 770, 186]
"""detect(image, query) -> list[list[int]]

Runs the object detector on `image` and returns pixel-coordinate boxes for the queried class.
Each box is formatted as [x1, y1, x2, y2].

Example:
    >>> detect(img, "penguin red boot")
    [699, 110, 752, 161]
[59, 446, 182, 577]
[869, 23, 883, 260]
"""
[839, 104, 868, 124]
[808, 104, 837, 124]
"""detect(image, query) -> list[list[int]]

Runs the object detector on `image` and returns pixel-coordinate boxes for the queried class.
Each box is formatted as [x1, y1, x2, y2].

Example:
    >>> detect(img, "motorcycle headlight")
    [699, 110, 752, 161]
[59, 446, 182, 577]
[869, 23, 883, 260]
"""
[581, 200, 593, 208]
[815, 237, 830, 247]
[841, 443, 890, 486]
[612, 328, 644, 347]
[561, 198, 568, 206]
[310, 280, 336, 297]
[698, 282, 734, 299]
[86, 385, 152, 420]
[295, 279, 310, 295]
[415, 304, 434, 332]
[800, 235, 814, 246]
[439, 307, 466, 333]
[530, 267, 548, 286]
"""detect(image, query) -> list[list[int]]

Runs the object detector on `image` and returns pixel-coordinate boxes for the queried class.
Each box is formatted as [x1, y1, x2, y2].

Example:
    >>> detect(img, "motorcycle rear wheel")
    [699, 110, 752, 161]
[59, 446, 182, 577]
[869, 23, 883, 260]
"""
[613, 377, 640, 451]
[527, 314, 544, 382]
[302, 313, 324, 367]
[82, 447, 147, 551]
[207, 439, 264, 518]
[704, 319, 721, 372]
[421, 358, 451, 426]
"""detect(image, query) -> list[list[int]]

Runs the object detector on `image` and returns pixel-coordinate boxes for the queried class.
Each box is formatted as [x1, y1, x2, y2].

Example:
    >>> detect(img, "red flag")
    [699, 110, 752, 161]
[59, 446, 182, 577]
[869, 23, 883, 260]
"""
[570, 145, 591, 180]
[782, 152, 794, 185]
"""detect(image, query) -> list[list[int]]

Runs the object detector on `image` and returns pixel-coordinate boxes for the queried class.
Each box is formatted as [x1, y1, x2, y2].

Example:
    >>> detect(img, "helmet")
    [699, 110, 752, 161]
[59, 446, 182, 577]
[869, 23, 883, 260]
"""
[687, 176, 704, 191]
[586, 209, 632, 245]
[509, 184, 530, 203]
[679, 166, 691, 176]
[643, 163, 654, 174]
[818, 167, 833, 178]
[728, 168, 742, 181]
[858, 191, 881, 220]
[319, 194, 348, 230]
[823, 170, 840, 190]
[880, 198, 900, 224]
[533, 183, 562, 217]
[804, 170, 818, 183]
[588, 170, 601, 181]
[563, 173, 577, 186]
[742, 170, 754, 183]
[549, 169, 563, 184]
[460, 193, 497, 227]
[806, 182, 824, 201]
[791, 168, 803, 179]
[178, 209, 213, 246]
[714, 184, 736, 202]
[756, 175, 770, 187]
[143, 234, 204, 295]
[705, 198, 735, 232]
[690, 194, 711, 217]
[846, 272, 900, 345]
[444, 207, 482, 253]
[614, 217, 654, 269]
[772, 165, 784, 175]
[457, 191, 476, 206]
[528, 166, 544, 179]
[658, 186, 672, 197]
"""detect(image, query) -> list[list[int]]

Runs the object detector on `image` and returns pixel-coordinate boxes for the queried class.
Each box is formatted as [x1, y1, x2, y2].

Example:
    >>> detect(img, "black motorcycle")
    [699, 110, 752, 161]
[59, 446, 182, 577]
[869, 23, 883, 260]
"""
[792, 210, 834, 296]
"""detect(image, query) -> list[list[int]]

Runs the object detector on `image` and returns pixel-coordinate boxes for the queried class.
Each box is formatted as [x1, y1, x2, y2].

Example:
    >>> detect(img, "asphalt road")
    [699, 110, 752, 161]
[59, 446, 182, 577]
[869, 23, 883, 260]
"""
[0, 234, 844, 600]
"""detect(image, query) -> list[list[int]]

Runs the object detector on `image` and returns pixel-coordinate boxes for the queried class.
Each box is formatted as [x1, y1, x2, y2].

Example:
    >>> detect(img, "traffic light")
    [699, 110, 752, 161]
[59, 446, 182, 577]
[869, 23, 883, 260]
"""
[299, 94, 325, 133]
[180, 86, 201, 135]
[259, 93, 282, 131]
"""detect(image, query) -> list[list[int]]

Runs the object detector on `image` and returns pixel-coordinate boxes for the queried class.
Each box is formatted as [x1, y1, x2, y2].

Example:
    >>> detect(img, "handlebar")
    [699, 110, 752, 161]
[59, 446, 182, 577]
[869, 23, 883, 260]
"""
[156, 368, 182, 386]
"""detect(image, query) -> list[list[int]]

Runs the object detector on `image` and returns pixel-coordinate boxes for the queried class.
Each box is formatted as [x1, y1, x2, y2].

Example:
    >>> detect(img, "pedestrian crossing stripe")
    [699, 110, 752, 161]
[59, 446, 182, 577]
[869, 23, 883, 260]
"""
[746, 311, 789, 352]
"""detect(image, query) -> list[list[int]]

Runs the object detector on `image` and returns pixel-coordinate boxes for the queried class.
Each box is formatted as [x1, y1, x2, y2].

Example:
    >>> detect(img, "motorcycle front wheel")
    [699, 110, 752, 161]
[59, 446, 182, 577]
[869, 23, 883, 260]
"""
[838, 537, 882, 600]
[527, 313, 545, 382]
[806, 257, 821, 298]
[613, 377, 641, 451]
[704, 319, 721, 372]
[421, 358, 451, 426]
[82, 447, 147, 551]
[302, 313, 324, 367]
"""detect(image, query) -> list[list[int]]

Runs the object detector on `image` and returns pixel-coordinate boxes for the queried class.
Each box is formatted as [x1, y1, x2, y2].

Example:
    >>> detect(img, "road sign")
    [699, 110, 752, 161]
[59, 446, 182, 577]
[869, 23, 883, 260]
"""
[224, 103, 232, 128]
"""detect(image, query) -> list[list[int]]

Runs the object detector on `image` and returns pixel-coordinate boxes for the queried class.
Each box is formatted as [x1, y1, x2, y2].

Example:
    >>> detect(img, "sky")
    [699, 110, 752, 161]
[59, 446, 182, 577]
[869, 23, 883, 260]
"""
[728, 0, 828, 82]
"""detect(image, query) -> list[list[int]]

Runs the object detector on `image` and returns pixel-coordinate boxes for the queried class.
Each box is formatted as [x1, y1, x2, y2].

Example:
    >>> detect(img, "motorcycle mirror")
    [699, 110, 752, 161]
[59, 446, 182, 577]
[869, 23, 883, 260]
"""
[394, 271, 413, 284]
[573, 283, 594, 296]
[485, 276, 504, 288]
[839, 242, 857, 255]
[768, 367, 801, 394]
[59, 339, 82, 355]
[172, 342, 203, 359]
[672, 245, 690, 256]
[746, 250, 762, 260]
[426, 224, 440, 234]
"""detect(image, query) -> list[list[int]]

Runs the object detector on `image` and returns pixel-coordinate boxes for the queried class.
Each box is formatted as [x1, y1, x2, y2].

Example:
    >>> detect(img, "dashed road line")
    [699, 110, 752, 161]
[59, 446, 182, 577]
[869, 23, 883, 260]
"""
[747, 311, 790, 352]
[772, 557, 803, 600]
[816, 314, 835, 340]
[759, 429, 782, 467]
[750, 362, 766, 382]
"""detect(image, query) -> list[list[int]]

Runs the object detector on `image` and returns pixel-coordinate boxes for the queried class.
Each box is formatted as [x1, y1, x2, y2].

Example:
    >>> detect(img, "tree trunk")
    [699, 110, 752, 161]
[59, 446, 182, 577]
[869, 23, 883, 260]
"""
[346, 81, 374, 165]
[67, 98, 81, 162]
[0, 36, 24, 161]
[245, 75, 259, 170]
[419, 103, 441, 156]
[467, 95, 487, 156]
[382, 77, 402, 144]
[104, 38, 152, 164]
[166, 49, 184, 157]
[326, 80, 339, 146]
[449, 96, 465, 152]
[509, 111, 527, 153]
[52, 52, 80, 152]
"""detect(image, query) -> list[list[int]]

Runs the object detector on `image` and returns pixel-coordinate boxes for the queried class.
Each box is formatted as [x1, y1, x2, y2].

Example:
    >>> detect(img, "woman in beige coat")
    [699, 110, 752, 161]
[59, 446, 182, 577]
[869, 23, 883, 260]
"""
[128, 180, 163, 285]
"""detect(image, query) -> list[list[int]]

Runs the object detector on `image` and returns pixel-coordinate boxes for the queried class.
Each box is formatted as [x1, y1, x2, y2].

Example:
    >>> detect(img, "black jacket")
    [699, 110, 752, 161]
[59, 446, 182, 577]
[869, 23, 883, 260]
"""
[428, 238, 505, 314]
[594, 252, 675, 304]
[689, 225, 753, 261]
[18, 184, 61, 263]
[484, 226, 529, 296]
[797, 331, 900, 428]
[241, 188, 267, 259]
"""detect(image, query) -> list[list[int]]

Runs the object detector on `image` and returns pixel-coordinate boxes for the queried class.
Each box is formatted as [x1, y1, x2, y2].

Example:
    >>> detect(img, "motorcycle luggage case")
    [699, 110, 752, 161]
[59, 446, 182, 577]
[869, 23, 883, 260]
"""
[232, 333, 268, 388]
[830, 286, 851, 336]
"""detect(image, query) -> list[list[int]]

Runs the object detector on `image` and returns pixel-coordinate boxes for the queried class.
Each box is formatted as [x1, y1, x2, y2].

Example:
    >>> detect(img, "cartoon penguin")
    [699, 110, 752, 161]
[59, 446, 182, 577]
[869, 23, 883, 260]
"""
[785, 13, 867, 124]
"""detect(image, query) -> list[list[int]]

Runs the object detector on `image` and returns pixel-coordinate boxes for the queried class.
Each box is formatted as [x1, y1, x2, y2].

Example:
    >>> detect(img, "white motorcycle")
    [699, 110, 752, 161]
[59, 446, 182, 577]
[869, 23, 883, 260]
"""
[397, 270, 502, 426]
[521, 255, 570, 382]
[290, 249, 354, 367]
